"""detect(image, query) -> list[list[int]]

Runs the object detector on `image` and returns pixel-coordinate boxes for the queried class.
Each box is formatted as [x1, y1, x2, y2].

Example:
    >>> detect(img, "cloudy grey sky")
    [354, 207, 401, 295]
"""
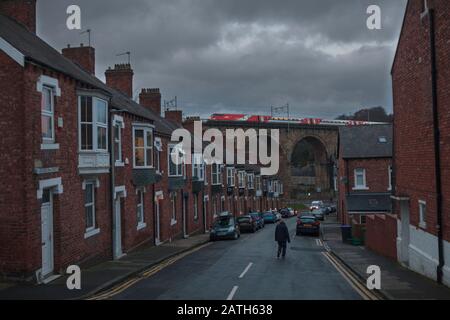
[37, 0, 407, 119]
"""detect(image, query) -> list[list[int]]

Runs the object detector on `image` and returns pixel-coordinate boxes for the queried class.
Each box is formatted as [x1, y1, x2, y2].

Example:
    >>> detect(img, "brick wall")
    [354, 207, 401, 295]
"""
[392, 0, 450, 241]
[365, 214, 398, 260]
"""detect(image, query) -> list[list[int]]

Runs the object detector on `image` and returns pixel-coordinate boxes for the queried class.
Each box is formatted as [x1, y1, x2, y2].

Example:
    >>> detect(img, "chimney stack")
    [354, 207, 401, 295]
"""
[165, 110, 183, 125]
[62, 44, 96, 75]
[0, 0, 37, 34]
[105, 64, 134, 98]
[139, 88, 161, 116]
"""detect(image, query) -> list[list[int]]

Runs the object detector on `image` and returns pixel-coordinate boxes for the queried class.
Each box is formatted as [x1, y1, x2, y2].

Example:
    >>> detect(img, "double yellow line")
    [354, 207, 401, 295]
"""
[322, 251, 382, 300]
[87, 242, 211, 300]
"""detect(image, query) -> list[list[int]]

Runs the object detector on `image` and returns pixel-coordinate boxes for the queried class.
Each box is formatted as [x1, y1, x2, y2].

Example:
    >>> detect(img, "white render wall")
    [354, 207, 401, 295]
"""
[397, 221, 450, 287]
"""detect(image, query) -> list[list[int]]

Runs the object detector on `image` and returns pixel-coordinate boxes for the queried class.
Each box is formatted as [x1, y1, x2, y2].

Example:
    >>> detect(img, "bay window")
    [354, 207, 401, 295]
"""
[133, 126, 154, 168]
[79, 96, 108, 151]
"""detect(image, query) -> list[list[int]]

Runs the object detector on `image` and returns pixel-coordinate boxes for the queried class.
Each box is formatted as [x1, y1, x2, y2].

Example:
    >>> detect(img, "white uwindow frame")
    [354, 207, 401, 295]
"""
[133, 125, 154, 169]
[78, 96, 109, 152]
[388, 165, 393, 191]
[212, 163, 222, 185]
[168, 145, 184, 177]
[154, 137, 162, 174]
[227, 167, 235, 187]
[41, 86, 55, 143]
[419, 200, 427, 229]
[38, 76, 61, 150]
[113, 115, 125, 167]
[137, 188, 146, 230]
[255, 175, 261, 191]
[170, 191, 177, 225]
[192, 154, 205, 181]
[238, 171, 246, 188]
[247, 173, 255, 189]
[353, 168, 368, 190]
[194, 195, 199, 220]
[84, 181, 100, 238]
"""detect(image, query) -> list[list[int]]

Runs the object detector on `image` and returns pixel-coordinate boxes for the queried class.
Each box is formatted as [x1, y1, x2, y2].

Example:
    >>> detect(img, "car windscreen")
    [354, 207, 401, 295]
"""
[237, 217, 250, 223]
[300, 217, 316, 223]
[250, 213, 259, 218]
[263, 212, 273, 216]
[214, 218, 232, 227]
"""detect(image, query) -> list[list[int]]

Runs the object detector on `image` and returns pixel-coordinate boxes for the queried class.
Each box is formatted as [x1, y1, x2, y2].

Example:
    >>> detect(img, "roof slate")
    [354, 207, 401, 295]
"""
[339, 124, 393, 159]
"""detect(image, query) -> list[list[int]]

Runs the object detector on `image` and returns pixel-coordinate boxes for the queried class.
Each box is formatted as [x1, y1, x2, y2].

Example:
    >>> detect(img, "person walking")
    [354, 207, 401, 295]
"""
[275, 218, 290, 259]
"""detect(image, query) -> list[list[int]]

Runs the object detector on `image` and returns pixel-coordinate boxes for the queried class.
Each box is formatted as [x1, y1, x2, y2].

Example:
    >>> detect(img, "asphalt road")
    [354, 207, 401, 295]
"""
[111, 217, 362, 300]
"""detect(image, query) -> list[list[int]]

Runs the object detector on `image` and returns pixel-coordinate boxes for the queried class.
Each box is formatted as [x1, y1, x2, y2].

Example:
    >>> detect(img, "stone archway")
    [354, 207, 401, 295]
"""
[289, 136, 330, 198]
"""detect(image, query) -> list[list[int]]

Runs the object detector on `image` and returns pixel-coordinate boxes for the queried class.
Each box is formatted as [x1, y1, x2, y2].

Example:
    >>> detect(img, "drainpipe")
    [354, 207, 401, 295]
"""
[427, 7, 444, 284]
[109, 111, 116, 260]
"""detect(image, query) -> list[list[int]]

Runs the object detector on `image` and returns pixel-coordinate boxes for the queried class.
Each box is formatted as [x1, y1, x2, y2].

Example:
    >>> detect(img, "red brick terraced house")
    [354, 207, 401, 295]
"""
[0, 0, 197, 281]
[337, 125, 394, 247]
[391, 0, 450, 286]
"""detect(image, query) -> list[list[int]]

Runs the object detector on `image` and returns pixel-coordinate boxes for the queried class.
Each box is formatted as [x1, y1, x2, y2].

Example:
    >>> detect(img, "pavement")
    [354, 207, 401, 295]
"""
[105, 218, 362, 300]
[321, 214, 450, 300]
[0, 234, 210, 300]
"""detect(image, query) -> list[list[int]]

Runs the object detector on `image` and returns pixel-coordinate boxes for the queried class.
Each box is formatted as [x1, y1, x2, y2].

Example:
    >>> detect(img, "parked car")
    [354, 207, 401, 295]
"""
[237, 215, 258, 233]
[263, 211, 278, 223]
[323, 206, 331, 215]
[296, 215, 320, 236]
[280, 208, 291, 218]
[310, 200, 324, 211]
[250, 212, 265, 229]
[330, 205, 337, 213]
[311, 208, 326, 221]
[210, 212, 240, 241]
[287, 208, 295, 217]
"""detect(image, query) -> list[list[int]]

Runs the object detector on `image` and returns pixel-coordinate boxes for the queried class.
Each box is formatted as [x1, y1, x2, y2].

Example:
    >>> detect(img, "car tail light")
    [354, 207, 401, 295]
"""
[297, 220, 302, 225]
[314, 221, 320, 226]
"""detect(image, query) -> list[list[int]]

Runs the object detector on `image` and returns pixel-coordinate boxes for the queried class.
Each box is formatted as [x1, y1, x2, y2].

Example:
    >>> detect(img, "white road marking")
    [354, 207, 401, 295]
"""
[239, 262, 253, 279]
[227, 286, 239, 300]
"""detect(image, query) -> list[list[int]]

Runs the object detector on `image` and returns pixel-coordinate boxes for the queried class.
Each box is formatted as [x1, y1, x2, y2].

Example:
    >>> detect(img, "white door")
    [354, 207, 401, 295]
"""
[114, 198, 123, 259]
[183, 196, 188, 238]
[155, 200, 161, 245]
[41, 190, 54, 277]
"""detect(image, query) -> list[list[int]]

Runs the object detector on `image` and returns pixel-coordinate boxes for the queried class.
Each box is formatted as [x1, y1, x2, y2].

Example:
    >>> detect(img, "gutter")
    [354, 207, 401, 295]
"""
[426, 7, 445, 284]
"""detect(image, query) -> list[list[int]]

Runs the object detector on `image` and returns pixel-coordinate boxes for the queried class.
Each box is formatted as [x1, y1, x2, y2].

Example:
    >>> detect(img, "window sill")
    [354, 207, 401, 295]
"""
[134, 166, 154, 170]
[84, 228, 100, 239]
[419, 222, 427, 230]
[41, 143, 60, 150]
[352, 187, 369, 191]
[170, 219, 177, 226]
[137, 222, 147, 231]
[115, 162, 125, 167]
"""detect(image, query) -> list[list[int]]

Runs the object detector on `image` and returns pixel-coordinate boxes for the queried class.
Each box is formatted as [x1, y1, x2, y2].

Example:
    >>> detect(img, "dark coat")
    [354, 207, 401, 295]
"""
[275, 221, 290, 243]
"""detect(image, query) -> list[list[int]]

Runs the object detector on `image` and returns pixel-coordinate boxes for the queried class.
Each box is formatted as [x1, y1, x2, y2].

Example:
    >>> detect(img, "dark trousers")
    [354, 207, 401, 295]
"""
[277, 241, 287, 257]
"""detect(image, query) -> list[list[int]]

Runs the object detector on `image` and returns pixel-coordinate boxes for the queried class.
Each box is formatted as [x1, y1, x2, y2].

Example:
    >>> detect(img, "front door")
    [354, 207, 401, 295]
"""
[182, 195, 188, 238]
[113, 198, 123, 259]
[41, 189, 54, 278]
[155, 199, 161, 245]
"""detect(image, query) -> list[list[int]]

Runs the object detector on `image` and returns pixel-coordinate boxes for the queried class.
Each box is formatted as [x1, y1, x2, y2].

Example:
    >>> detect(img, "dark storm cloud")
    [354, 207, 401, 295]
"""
[36, 0, 407, 118]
